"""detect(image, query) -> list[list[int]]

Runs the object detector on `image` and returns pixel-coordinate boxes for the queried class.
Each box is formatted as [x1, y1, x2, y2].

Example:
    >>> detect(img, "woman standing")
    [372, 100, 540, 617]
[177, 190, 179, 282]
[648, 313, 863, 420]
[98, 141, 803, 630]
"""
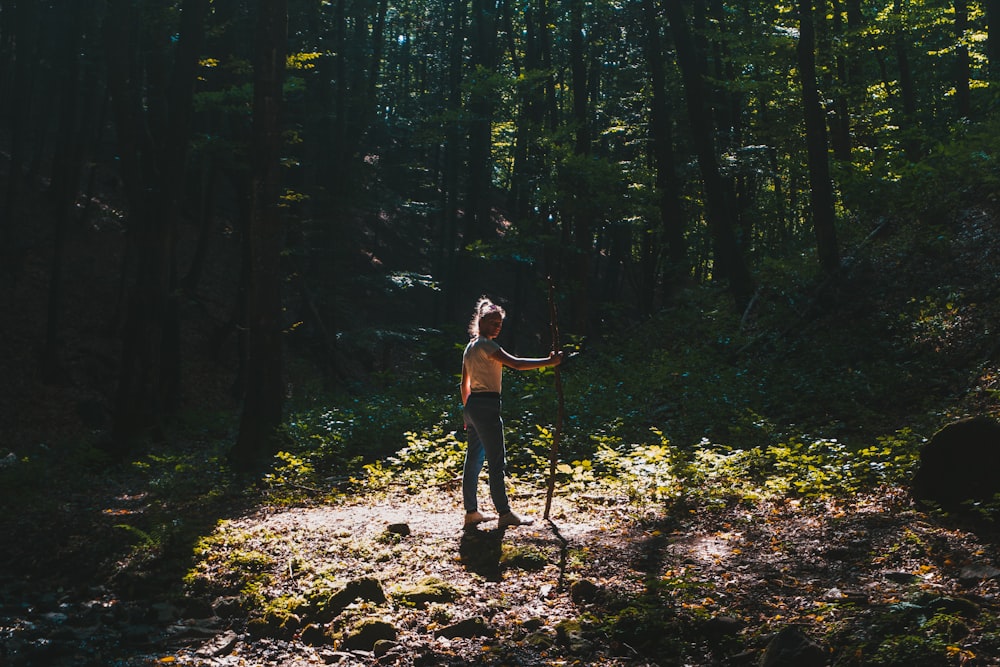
[461, 297, 563, 529]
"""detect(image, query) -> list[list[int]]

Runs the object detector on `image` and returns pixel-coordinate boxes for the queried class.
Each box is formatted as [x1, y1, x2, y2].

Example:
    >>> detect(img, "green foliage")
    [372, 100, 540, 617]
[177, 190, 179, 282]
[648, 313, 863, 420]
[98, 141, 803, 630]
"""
[868, 633, 956, 666]
[392, 428, 467, 476]
[759, 431, 922, 499]
[843, 114, 1000, 224]
[0, 440, 122, 513]
[185, 523, 279, 606]
[0, 453, 50, 510]
[393, 577, 460, 607]
[281, 327, 458, 485]
[525, 426, 923, 514]
[590, 437, 683, 505]
[363, 427, 466, 491]
[860, 607, 977, 667]
[113, 523, 158, 551]
[282, 381, 455, 491]
[262, 450, 316, 498]
[284, 407, 352, 466]
[193, 83, 253, 114]
[499, 544, 551, 571]
[134, 450, 226, 497]
[902, 289, 965, 347]
[601, 589, 687, 660]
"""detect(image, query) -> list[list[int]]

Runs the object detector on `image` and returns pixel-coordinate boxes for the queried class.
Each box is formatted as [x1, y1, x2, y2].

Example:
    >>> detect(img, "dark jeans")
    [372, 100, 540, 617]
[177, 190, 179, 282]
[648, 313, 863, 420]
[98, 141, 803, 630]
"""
[462, 394, 509, 515]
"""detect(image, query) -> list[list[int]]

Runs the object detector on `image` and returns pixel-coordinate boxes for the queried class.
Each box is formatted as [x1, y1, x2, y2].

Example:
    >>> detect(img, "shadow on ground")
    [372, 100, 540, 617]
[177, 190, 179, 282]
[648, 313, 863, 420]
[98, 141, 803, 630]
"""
[458, 527, 505, 580]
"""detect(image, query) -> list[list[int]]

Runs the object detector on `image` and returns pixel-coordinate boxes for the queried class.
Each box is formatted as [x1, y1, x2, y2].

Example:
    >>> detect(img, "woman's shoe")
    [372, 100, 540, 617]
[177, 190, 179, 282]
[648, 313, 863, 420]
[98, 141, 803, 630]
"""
[498, 511, 535, 528]
[463, 511, 493, 528]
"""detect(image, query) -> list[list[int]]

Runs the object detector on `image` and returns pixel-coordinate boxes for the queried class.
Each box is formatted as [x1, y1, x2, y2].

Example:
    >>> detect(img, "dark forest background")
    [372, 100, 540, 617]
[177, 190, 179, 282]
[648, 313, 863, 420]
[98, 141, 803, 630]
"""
[8, 2, 1000, 665]
[2, 0, 1000, 467]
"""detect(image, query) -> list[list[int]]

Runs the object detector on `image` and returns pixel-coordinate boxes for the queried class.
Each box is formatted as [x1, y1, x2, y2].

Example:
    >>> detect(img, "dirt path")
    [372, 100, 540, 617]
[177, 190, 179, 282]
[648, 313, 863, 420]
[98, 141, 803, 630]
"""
[6, 485, 1000, 666]
[161, 492, 650, 666]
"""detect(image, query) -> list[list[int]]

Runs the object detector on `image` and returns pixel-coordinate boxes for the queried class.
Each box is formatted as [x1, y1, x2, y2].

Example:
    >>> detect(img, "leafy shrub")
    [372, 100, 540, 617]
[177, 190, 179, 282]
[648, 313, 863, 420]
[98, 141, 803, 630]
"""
[364, 427, 466, 490]
[868, 633, 959, 666]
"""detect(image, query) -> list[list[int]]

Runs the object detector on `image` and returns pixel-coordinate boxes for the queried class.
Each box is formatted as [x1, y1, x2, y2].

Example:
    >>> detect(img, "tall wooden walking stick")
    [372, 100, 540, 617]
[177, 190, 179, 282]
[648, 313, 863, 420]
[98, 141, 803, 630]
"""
[544, 276, 565, 520]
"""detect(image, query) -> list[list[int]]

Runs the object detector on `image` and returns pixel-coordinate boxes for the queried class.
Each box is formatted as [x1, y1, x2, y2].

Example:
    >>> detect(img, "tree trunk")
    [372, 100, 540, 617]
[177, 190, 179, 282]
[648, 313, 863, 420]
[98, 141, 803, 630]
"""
[42, 0, 89, 378]
[664, 0, 754, 308]
[641, 0, 686, 311]
[364, 0, 388, 138]
[231, 0, 289, 471]
[568, 0, 592, 332]
[829, 0, 851, 161]
[707, 0, 741, 147]
[107, 0, 209, 451]
[987, 0, 1000, 81]
[338, 0, 384, 164]
[509, 0, 540, 224]
[831, 0, 865, 162]
[1, 0, 39, 284]
[221, 177, 254, 400]
[435, 0, 466, 326]
[181, 156, 218, 294]
[798, 0, 840, 275]
[331, 0, 349, 198]
[954, 0, 971, 118]
[640, 0, 666, 312]
[467, 0, 499, 242]
[894, 0, 920, 160]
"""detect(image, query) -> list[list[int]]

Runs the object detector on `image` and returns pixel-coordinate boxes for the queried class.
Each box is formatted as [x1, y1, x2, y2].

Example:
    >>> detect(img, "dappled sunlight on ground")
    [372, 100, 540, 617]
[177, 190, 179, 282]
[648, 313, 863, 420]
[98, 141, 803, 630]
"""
[667, 531, 740, 564]
[166, 479, 1000, 665]
[166, 488, 627, 665]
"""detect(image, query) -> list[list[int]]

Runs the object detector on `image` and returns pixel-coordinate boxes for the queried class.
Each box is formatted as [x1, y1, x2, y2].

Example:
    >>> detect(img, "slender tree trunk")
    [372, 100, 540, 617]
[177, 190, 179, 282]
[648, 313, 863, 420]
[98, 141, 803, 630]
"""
[332, 0, 348, 198]
[829, 0, 851, 161]
[467, 0, 499, 242]
[107, 0, 209, 451]
[833, 0, 865, 160]
[894, 0, 920, 160]
[664, 0, 754, 308]
[570, 0, 589, 157]
[0, 0, 11, 90]
[364, 0, 388, 133]
[798, 0, 841, 275]
[987, 0, 1000, 81]
[541, 0, 558, 132]
[641, 0, 686, 311]
[181, 156, 218, 293]
[435, 0, 466, 325]
[42, 0, 89, 378]
[507, 0, 554, 318]
[225, 177, 253, 400]
[340, 0, 384, 159]
[509, 0, 539, 224]
[707, 0, 741, 145]
[954, 0, 971, 118]
[1, 0, 39, 284]
[232, 0, 289, 471]
[567, 0, 592, 332]
[845, 1, 866, 155]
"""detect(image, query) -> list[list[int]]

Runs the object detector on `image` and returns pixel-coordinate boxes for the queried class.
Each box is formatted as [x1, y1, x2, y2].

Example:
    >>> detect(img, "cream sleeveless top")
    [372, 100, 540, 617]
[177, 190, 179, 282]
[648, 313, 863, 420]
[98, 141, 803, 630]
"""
[463, 336, 503, 394]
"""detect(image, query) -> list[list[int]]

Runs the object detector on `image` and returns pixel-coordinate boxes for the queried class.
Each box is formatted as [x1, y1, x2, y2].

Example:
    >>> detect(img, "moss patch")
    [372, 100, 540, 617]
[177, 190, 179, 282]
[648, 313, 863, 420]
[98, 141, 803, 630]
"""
[393, 576, 460, 607]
